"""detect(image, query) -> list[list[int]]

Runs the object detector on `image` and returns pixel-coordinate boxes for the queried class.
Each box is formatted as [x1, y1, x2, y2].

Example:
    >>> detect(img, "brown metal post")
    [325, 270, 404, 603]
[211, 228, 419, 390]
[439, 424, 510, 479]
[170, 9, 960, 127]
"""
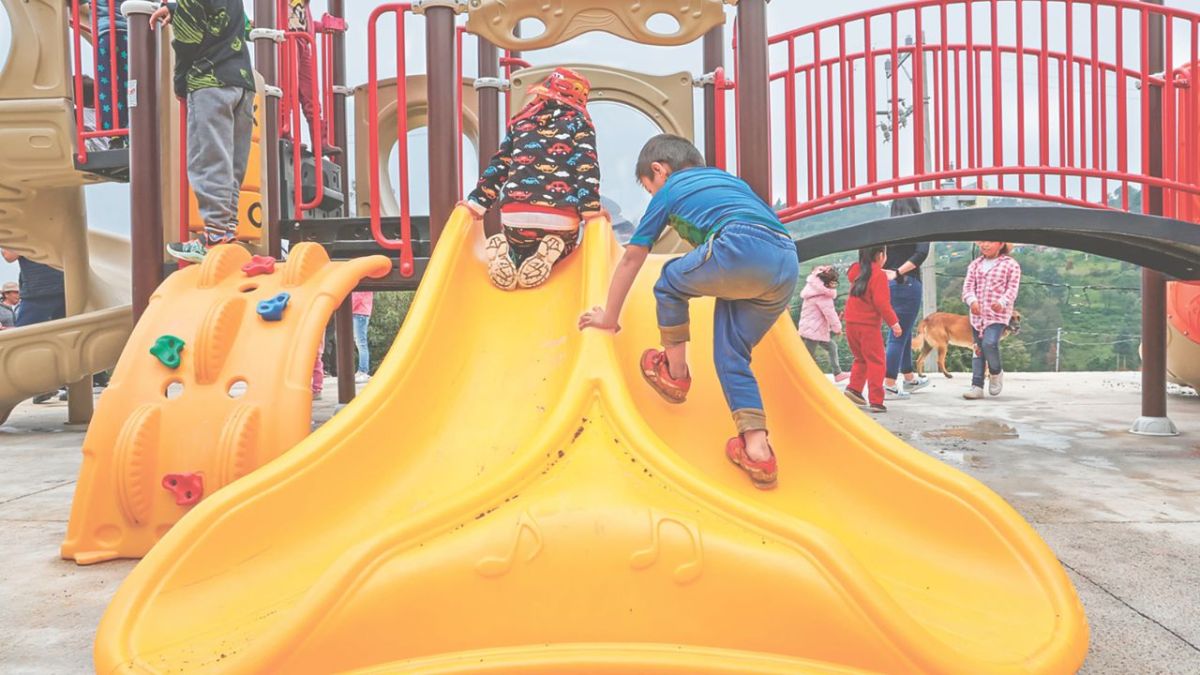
[424, 3, 459, 246]
[477, 36, 501, 237]
[1131, 0, 1177, 435]
[125, 2, 163, 321]
[702, 24, 725, 167]
[254, 0, 282, 258]
[335, 299, 355, 403]
[736, 0, 771, 200]
[328, 0, 351, 215]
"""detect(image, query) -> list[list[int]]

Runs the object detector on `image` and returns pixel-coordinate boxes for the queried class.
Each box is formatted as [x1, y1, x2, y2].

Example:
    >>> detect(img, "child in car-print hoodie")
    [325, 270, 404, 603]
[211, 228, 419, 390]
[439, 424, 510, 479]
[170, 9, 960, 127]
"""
[464, 67, 603, 291]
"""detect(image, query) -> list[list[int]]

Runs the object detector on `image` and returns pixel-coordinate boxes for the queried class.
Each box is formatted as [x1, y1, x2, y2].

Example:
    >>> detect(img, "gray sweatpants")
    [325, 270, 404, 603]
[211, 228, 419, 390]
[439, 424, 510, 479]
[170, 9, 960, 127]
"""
[187, 86, 254, 243]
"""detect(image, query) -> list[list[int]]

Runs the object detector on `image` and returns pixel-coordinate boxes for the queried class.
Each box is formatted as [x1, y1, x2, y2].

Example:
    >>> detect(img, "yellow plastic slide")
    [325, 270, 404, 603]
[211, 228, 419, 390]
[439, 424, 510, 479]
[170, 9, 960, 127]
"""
[96, 210, 1087, 674]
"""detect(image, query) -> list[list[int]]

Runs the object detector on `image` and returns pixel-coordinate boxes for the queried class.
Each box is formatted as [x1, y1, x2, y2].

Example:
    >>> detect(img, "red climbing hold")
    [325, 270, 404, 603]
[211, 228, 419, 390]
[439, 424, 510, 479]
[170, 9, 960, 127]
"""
[241, 256, 277, 277]
[162, 473, 204, 506]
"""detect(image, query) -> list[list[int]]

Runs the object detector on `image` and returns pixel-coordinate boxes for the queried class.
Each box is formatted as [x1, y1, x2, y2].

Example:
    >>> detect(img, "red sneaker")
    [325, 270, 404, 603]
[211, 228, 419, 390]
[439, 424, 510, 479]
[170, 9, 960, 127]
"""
[639, 349, 690, 404]
[725, 435, 778, 489]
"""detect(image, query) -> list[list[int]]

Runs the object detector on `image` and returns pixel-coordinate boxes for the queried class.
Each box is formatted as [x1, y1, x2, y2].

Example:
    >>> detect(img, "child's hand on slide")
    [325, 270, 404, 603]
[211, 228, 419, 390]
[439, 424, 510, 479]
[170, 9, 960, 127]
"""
[578, 306, 620, 332]
[457, 200, 485, 221]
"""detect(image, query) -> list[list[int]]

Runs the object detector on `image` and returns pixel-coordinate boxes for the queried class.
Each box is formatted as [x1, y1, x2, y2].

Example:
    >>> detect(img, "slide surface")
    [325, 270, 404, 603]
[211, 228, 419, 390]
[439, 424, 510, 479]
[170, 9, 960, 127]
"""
[96, 210, 1087, 675]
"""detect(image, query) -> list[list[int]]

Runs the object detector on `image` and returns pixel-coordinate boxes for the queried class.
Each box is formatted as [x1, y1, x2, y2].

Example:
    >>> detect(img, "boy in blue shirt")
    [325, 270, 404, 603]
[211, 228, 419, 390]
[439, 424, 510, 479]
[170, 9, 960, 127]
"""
[578, 135, 799, 489]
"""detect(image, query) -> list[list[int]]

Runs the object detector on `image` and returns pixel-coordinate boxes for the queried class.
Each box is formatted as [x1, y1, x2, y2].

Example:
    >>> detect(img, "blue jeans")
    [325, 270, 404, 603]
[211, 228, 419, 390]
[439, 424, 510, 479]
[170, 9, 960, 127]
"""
[654, 223, 799, 432]
[15, 296, 66, 326]
[885, 278, 922, 379]
[972, 323, 1006, 387]
[352, 313, 370, 374]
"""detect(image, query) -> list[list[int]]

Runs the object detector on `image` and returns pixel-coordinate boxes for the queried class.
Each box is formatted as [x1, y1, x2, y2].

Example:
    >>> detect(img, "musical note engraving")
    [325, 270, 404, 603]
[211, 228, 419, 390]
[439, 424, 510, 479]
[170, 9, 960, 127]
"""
[475, 511, 544, 578]
[629, 509, 704, 585]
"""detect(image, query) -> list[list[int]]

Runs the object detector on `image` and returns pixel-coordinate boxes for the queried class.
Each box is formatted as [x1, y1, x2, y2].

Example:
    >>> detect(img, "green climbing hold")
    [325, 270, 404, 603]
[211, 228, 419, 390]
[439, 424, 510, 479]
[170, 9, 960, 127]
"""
[150, 335, 185, 369]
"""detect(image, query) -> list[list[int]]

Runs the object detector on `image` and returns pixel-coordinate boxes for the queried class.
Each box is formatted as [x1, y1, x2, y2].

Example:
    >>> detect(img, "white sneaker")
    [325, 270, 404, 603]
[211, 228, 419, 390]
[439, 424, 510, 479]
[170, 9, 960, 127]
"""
[963, 386, 984, 400]
[884, 384, 910, 399]
[354, 371, 371, 384]
[988, 371, 1003, 396]
[517, 235, 566, 289]
[312, 389, 323, 400]
[484, 234, 517, 290]
[904, 375, 930, 392]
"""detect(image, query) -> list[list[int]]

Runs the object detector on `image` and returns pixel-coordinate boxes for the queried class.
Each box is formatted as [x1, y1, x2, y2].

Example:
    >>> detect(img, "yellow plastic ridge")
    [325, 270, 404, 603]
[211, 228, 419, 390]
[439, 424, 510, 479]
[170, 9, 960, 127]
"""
[61, 244, 391, 565]
[94, 211, 1087, 674]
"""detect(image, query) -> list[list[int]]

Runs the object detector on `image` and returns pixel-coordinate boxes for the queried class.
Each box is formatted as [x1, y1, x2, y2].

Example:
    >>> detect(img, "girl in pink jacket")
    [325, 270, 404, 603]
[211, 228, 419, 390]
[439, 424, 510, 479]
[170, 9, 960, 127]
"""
[798, 265, 848, 382]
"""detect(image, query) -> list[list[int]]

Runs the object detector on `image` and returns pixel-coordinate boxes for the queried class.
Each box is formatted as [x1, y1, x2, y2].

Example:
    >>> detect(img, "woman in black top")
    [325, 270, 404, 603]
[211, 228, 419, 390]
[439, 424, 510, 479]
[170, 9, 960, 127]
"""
[882, 198, 930, 397]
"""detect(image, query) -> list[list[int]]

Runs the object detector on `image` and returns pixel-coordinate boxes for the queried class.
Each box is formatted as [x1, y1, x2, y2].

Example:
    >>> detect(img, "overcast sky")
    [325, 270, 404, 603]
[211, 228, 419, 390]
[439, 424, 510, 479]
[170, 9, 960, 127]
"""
[0, 0, 1194, 284]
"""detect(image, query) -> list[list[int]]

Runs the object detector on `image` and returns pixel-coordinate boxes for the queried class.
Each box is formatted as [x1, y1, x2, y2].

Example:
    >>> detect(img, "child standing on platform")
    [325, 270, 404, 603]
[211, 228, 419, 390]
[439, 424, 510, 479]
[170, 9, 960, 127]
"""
[463, 67, 603, 290]
[578, 134, 799, 490]
[286, 0, 341, 157]
[797, 264, 847, 382]
[843, 246, 902, 413]
[152, 0, 257, 264]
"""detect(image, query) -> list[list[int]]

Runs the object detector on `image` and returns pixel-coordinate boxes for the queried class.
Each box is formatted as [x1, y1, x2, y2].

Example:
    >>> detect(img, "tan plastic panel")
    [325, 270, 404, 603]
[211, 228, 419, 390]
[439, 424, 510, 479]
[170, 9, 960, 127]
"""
[0, 99, 97, 188]
[511, 64, 696, 253]
[352, 75, 481, 218]
[509, 64, 694, 139]
[0, 0, 72, 100]
[465, 0, 731, 50]
[0, 306, 133, 425]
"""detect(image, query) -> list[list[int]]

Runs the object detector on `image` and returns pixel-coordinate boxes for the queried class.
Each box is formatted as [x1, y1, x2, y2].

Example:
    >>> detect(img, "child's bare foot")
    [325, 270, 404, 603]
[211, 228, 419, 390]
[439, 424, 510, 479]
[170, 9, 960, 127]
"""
[743, 429, 772, 463]
[664, 343, 689, 381]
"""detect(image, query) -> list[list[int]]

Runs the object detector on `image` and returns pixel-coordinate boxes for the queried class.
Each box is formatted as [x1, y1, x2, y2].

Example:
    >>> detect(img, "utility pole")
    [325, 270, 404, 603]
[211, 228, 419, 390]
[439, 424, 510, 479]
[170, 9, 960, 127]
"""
[913, 32, 939, 374]
[1054, 328, 1062, 372]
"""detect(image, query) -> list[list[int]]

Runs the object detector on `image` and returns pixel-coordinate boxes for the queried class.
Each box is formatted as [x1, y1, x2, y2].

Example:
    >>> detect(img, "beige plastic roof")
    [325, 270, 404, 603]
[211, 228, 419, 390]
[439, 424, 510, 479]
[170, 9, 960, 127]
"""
[466, 0, 733, 51]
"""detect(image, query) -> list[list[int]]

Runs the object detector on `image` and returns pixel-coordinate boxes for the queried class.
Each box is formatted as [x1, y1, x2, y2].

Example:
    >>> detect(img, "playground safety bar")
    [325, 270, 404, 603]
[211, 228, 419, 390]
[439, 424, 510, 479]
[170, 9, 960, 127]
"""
[70, 0, 131, 163]
[321, 14, 347, 151]
[696, 68, 732, 171]
[367, 3, 416, 277]
[763, 0, 1200, 224]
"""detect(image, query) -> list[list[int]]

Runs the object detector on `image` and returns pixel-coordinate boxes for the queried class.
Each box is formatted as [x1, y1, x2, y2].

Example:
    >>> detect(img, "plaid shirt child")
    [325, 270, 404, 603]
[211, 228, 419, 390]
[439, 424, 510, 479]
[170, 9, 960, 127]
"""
[961, 254, 1021, 332]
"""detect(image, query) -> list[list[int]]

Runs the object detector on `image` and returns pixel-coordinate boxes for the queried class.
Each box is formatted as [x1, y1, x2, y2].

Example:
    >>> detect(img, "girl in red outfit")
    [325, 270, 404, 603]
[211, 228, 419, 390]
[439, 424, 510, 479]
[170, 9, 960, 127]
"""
[843, 246, 903, 412]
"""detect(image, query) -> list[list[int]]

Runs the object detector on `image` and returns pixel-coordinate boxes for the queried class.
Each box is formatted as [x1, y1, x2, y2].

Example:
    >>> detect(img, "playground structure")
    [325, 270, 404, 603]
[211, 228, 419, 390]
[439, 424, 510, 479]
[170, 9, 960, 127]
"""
[0, 0, 1196, 671]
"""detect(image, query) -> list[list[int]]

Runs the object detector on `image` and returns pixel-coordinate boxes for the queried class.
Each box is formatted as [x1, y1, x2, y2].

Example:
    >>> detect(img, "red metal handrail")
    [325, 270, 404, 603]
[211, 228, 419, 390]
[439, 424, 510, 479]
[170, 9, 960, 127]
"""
[712, 67, 730, 171]
[367, 3, 415, 277]
[69, 0, 130, 163]
[765, 0, 1200, 224]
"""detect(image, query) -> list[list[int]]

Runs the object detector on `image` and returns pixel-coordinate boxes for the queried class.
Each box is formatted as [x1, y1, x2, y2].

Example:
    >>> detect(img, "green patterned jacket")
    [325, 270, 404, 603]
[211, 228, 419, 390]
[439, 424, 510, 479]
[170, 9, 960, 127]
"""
[166, 0, 255, 98]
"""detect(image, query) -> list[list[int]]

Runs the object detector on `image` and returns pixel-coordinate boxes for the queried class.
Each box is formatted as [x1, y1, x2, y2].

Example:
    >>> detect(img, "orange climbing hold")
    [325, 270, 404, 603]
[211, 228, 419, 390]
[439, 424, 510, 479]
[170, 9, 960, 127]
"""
[61, 243, 391, 565]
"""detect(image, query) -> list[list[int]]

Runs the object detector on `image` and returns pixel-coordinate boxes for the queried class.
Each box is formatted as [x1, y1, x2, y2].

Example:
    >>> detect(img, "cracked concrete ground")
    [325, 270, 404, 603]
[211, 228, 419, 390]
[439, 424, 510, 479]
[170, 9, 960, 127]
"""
[1, 372, 1197, 673]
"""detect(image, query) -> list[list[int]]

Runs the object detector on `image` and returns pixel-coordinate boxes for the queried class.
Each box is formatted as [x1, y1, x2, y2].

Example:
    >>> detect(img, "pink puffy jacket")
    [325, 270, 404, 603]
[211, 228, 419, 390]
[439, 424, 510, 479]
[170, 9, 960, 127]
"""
[797, 271, 842, 342]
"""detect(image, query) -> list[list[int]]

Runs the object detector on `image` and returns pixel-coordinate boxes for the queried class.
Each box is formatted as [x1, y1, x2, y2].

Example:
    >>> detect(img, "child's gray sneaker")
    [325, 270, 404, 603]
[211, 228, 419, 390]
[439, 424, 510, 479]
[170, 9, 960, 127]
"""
[166, 239, 210, 264]
[517, 234, 566, 289]
[904, 375, 930, 391]
[988, 371, 1003, 396]
[485, 234, 517, 290]
[963, 386, 984, 400]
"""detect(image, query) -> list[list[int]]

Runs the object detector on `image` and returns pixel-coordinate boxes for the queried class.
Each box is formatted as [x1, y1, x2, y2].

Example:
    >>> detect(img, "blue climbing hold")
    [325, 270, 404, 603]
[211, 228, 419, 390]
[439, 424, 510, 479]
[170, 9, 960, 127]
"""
[257, 292, 290, 322]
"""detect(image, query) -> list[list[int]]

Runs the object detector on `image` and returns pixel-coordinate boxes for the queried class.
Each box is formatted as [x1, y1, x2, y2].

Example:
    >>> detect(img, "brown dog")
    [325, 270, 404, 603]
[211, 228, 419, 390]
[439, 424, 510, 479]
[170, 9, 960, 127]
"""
[911, 311, 1022, 378]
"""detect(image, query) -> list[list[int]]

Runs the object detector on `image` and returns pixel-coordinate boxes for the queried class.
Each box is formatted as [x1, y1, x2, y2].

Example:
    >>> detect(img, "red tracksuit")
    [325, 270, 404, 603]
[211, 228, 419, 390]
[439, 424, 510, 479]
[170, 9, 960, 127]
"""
[844, 262, 900, 406]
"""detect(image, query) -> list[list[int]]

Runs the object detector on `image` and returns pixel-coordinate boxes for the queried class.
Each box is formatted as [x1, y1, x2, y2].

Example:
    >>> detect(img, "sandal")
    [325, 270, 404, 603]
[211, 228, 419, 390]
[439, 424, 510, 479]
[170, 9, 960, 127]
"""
[639, 349, 690, 404]
[726, 435, 778, 489]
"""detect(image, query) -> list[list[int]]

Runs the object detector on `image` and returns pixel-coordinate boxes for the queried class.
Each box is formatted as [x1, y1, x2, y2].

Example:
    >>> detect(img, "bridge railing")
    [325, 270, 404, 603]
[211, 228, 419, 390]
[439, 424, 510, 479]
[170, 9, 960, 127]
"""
[767, 0, 1200, 223]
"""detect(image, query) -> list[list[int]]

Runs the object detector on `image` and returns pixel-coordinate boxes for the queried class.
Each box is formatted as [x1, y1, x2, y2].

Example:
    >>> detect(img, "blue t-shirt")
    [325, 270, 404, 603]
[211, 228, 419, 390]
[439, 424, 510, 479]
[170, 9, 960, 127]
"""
[628, 167, 789, 248]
